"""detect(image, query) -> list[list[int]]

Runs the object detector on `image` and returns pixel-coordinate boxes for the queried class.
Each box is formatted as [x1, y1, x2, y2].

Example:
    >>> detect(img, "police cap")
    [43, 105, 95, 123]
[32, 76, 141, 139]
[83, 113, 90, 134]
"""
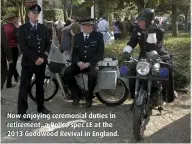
[80, 18, 95, 25]
[29, 4, 41, 14]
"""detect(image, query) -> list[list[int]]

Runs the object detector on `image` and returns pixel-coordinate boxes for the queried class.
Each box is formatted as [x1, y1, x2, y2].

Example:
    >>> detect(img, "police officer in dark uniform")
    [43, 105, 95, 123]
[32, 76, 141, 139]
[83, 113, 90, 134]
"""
[123, 8, 177, 104]
[17, 4, 51, 121]
[64, 18, 104, 108]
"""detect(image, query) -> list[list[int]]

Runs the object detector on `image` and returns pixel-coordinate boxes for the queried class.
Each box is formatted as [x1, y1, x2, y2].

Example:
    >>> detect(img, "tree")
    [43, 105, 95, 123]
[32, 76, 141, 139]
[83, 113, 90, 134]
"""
[2, 0, 26, 24]
[148, 0, 190, 36]
[60, 0, 85, 21]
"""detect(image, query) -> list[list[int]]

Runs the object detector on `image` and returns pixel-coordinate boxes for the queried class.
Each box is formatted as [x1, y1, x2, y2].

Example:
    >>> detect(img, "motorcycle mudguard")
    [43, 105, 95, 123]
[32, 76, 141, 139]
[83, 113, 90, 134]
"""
[118, 76, 129, 90]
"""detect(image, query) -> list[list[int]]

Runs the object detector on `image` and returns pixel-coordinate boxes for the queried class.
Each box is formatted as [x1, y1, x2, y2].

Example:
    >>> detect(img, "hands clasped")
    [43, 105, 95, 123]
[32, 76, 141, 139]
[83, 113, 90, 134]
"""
[77, 62, 90, 70]
[35, 58, 44, 65]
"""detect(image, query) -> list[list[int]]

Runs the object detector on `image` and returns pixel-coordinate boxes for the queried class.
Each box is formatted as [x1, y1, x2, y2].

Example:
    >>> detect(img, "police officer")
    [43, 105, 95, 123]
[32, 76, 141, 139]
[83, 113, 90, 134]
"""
[123, 8, 177, 104]
[17, 4, 51, 121]
[64, 18, 104, 108]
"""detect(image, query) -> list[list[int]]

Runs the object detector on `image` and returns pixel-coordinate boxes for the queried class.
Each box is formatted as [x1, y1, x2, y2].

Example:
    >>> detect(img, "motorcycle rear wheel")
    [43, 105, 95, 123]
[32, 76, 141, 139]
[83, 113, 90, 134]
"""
[95, 78, 128, 106]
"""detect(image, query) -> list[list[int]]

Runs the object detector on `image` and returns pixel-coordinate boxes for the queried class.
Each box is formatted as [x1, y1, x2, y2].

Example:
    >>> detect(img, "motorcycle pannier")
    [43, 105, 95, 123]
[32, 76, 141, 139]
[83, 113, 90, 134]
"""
[95, 67, 120, 90]
[97, 58, 118, 67]
[95, 58, 120, 91]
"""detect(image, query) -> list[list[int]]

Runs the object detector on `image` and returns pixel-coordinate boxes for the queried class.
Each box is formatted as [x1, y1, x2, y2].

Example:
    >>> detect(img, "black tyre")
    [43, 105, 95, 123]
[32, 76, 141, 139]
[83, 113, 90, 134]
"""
[133, 105, 145, 141]
[29, 76, 59, 101]
[96, 78, 128, 106]
[132, 91, 150, 141]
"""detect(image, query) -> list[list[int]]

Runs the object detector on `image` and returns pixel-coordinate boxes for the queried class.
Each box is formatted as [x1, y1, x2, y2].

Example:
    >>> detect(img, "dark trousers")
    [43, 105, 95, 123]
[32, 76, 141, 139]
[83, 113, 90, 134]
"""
[17, 65, 45, 114]
[114, 33, 121, 40]
[1, 62, 8, 90]
[64, 64, 98, 100]
[128, 60, 175, 103]
[7, 47, 19, 85]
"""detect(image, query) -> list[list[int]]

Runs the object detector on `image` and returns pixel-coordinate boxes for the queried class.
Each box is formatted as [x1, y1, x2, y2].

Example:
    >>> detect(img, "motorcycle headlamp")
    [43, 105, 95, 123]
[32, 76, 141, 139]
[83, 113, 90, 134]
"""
[136, 61, 150, 76]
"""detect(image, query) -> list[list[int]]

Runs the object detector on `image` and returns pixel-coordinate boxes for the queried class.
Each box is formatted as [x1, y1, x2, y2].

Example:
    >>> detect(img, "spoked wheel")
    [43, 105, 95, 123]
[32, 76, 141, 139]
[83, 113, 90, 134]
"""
[29, 76, 59, 101]
[132, 105, 149, 141]
[96, 78, 128, 106]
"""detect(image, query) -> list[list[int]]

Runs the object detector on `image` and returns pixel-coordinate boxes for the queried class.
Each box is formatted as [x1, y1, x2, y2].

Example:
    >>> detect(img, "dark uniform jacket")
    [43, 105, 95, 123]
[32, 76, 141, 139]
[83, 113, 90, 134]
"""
[1, 26, 13, 72]
[72, 31, 104, 66]
[127, 25, 168, 59]
[18, 22, 51, 67]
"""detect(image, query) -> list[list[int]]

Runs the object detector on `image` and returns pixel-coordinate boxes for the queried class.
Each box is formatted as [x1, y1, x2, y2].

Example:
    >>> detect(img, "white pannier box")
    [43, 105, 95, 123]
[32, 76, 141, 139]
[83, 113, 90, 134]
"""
[95, 67, 120, 92]
[75, 58, 120, 92]
[97, 58, 118, 67]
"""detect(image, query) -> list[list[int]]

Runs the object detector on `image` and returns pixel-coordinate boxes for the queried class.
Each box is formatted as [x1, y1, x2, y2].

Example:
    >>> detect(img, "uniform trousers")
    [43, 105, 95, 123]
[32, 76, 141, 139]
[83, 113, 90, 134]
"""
[17, 64, 45, 114]
[64, 64, 98, 100]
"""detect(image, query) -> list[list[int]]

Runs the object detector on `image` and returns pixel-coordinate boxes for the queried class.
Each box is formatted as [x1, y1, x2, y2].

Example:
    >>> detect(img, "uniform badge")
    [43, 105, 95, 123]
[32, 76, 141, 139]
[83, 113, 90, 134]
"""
[137, 32, 141, 36]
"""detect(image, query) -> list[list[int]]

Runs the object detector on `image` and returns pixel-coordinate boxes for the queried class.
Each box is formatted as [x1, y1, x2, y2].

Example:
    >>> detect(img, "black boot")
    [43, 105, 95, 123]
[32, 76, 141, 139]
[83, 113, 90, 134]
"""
[85, 92, 93, 108]
[72, 96, 80, 106]
[86, 99, 92, 108]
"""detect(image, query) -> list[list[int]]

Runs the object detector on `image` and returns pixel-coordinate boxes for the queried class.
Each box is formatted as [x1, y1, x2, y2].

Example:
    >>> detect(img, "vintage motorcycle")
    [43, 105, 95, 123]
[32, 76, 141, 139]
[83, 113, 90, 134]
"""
[29, 33, 128, 106]
[120, 50, 173, 141]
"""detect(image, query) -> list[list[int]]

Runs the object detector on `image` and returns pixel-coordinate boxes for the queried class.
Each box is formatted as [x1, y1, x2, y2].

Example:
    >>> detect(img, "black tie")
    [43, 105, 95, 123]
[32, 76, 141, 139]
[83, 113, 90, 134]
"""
[33, 24, 37, 30]
[85, 35, 89, 45]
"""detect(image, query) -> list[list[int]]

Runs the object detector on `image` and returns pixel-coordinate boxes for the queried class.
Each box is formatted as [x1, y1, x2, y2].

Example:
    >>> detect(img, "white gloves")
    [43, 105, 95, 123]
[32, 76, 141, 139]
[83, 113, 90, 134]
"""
[123, 45, 133, 53]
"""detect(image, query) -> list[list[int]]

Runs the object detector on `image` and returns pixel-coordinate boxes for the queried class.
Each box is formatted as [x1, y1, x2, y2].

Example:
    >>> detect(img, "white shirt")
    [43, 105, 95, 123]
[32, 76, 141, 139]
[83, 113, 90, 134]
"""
[30, 21, 38, 29]
[83, 33, 89, 40]
[97, 19, 109, 32]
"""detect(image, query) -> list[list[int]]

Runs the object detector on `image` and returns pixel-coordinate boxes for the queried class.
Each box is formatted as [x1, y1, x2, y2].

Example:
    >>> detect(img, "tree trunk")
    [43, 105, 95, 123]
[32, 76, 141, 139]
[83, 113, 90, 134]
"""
[2, 0, 4, 6]
[20, 2, 26, 24]
[184, 6, 189, 33]
[69, 0, 73, 18]
[63, 0, 68, 21]
[135, 0, 144, 12]
[172, 4, 178, 36]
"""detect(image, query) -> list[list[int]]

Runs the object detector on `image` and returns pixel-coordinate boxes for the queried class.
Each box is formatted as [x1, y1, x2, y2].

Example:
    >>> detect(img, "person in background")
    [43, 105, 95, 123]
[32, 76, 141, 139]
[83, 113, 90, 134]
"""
[61, 16, 81, 54]
[13, 17, 22, 75]
[3, 14, 20, 88]
[112, 20, 122, 40]
[122, 17, 130, 38]
[56, 21, 64, 44]
[17, 4, 51, 121]
[1, 26, 13, 93]
[97, 16, 110, 44]
[60, 19, 72, 55]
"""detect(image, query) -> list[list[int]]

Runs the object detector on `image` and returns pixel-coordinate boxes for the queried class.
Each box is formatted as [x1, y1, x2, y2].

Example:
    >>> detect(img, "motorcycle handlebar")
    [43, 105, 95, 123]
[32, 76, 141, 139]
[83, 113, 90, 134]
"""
[123, 57, 138, 63]
[159, 61, 173, 70]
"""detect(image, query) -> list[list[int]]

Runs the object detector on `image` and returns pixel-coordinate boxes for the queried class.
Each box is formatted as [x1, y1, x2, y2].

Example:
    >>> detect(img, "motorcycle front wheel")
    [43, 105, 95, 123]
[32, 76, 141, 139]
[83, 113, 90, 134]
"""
[132, 90, 150, 141]
[95, 78, 128, 106]
[29, 76, 59, 101]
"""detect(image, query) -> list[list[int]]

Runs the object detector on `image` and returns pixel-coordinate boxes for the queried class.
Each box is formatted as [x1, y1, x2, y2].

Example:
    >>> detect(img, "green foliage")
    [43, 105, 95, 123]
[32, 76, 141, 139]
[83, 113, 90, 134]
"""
[164, 33, 190, 88]
[44, 9, 64, 21]
[105, 33, 190, 88]
[1, 7, 18, 20]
